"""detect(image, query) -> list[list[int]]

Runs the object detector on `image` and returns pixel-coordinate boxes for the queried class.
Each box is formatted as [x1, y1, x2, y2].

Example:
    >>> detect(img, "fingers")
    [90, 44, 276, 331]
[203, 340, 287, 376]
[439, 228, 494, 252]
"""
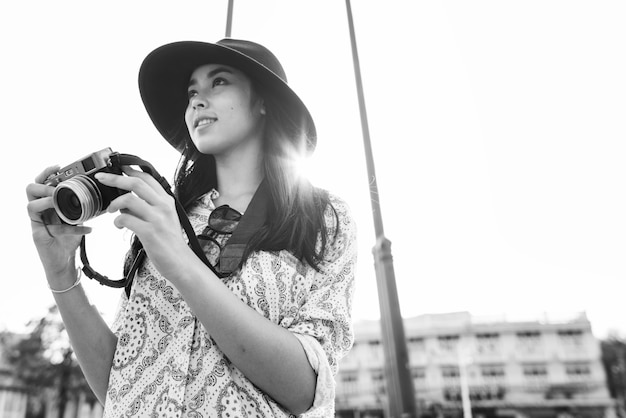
[27, 165, 92, 243]
[26, 182, 53, 201]
[26, 196, 54, 220]
[27, 165, 60, 201]
[98, 168, 176, 232]
[27, 165, 59, 223]
[111, 210, 148, 232]
[43, 223, 93, 236]
[35, 165, 61, 184]
[95, 168, 166, 207]
[106, 192, 152, 220]
[121, 166, 164, 188]
[26, 182, 56, 224]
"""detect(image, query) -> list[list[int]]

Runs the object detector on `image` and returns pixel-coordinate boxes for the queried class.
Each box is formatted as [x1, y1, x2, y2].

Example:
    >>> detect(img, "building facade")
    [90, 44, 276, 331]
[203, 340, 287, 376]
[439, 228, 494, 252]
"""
[0, 333, 103, 418]
[336, 312, 615, 418]
[0, 333, 28, 418]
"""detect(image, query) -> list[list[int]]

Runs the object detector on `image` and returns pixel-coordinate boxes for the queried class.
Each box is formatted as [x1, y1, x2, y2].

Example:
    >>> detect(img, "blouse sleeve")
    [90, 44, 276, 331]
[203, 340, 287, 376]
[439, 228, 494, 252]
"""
[110, 291, 129, 337]
[288, 194, 358, 415]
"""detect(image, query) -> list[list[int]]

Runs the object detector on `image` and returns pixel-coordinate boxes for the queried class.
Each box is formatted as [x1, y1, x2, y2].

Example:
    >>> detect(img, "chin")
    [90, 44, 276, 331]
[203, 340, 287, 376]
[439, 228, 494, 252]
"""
[193, 141, 223, 156]
[191, 137, 214, 154]
[194, 145, 215, 155]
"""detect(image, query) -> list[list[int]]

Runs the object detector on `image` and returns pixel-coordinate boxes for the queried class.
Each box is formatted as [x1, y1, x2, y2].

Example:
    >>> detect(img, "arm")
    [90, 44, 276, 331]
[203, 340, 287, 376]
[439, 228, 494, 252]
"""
[26, 167, 117, 404]
[168, 249, 316, 414]
[96, 169, 315, 414]
[285, 195, 358, 413]
[50, 265, 118, 405]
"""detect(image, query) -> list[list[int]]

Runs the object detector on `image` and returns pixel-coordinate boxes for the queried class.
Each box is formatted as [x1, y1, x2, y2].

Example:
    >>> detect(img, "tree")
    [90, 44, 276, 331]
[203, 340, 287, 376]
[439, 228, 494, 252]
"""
[601, 336, 626, 417]
[7, 305, 97, 418]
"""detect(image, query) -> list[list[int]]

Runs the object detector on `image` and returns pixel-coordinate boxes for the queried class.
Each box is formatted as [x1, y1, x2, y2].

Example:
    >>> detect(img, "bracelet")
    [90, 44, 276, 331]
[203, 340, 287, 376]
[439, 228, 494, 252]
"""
[49, 268, 83, 294]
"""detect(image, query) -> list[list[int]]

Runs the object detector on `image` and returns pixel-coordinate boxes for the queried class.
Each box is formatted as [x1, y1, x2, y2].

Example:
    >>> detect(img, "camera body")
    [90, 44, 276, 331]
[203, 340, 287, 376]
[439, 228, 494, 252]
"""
[46, 148, 128, 225]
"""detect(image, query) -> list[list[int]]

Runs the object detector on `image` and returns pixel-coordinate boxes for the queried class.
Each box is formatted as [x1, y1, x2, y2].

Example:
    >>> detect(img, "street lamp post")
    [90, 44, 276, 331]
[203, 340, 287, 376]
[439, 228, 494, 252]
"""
[225, 0, 234, 37]
[344, 1, 417, 417]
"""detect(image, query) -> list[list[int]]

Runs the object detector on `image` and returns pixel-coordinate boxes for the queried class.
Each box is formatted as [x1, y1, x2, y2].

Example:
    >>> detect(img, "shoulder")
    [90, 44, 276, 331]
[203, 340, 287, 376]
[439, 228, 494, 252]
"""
[316, 191, 358, 266]
[322, 191, 356, 235]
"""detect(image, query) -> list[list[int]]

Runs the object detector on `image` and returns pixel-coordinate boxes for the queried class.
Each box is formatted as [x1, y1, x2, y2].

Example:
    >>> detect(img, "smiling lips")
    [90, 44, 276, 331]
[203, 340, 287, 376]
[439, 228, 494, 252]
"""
[195, 117, 217, 128]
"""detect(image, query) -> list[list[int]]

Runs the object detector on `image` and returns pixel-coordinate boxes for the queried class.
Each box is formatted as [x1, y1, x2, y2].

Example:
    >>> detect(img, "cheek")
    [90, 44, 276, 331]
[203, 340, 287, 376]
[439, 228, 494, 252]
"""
[184, 107, 193, 129]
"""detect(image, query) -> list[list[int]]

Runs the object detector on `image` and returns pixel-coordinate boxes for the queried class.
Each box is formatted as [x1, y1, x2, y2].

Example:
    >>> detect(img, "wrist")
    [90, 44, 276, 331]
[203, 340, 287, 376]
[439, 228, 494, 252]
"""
[165, 244, 212, 286]
[45, 258, 79, 287]
[49, 268, 83, 294]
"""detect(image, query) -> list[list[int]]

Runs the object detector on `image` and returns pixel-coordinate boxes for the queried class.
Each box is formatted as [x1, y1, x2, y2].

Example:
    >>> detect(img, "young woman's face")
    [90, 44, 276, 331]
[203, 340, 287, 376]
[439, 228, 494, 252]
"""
[185, 64, 265, 156]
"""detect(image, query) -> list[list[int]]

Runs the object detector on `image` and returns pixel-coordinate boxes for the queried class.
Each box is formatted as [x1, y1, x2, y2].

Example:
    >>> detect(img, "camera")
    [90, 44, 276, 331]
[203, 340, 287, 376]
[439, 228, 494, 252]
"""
[46, 148, 128, 225]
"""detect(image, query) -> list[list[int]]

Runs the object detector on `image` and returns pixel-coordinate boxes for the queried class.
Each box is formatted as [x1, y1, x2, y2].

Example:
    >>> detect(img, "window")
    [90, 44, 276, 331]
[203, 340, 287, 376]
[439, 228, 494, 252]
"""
[481, 364, 505, 380]
[523, 363, 548, 376]
[438, 335, 459, 351]
[372, 370, 385, 381]
[367, 340, 382, 358]
[441, 366, 460, 382]
[339, 372, 359, 395]
[371, 369, 386, 394]
[444, 388, 461, 402]
[558, 329, 584, 348]
[565, 362, 591, 380]
[411, 367, 426, 380]
[2, 392, 26, 418]
[407, 336, 425, 351]
[445, 387, 505, 402]
[517, 330, 542, 353]
[342, 373, 358, 383]
[517, 331, 541, 339]
[558, 329, 583, 337]
[476, 332, 500, 354]
[523, 363, 548, 383]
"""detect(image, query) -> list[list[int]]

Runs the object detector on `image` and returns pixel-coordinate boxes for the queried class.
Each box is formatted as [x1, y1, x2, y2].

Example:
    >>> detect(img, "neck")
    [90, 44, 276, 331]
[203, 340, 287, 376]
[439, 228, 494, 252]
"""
[214, 151, 264, 213]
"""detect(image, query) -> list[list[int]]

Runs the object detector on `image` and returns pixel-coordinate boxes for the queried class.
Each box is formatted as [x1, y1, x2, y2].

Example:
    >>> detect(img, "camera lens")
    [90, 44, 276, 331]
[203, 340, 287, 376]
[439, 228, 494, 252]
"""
[56, 189, 83, 221]
[53, 175, 103, 225]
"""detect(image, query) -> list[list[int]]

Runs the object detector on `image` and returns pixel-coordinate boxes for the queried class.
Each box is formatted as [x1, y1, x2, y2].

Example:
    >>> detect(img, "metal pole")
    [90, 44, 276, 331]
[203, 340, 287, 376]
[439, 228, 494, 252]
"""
[225, 0, 234, 37]
[344, 1, 417, 417]
[458, 349, 473, 418]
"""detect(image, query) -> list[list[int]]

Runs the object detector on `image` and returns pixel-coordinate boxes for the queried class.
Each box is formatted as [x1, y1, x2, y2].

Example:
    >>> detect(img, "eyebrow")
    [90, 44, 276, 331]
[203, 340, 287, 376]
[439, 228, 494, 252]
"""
[188, 67, 234, 88]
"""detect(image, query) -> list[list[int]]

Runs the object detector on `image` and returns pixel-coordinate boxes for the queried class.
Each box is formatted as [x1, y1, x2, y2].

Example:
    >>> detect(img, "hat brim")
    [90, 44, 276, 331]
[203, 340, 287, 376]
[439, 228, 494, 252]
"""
[138, 41, 316, 153]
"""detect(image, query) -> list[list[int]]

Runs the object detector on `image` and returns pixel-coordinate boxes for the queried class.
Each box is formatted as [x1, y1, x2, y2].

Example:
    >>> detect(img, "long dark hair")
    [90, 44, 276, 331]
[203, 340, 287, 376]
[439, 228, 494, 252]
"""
[124, 79, 335, 276]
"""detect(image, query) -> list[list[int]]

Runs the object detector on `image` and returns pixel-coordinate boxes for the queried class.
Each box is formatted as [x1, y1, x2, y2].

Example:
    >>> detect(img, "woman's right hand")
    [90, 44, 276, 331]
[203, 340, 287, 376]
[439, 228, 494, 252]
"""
[26, 166, 92, 278]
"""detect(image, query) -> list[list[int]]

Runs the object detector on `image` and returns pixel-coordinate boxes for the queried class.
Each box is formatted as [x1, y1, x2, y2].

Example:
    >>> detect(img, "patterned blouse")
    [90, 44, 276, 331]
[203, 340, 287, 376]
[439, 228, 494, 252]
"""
[103, 190, 357, 417]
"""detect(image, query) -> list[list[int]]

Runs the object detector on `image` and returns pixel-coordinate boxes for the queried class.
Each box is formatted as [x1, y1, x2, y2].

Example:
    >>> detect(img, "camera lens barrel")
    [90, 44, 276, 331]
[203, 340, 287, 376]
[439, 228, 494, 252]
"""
[53, 175, 103, 225]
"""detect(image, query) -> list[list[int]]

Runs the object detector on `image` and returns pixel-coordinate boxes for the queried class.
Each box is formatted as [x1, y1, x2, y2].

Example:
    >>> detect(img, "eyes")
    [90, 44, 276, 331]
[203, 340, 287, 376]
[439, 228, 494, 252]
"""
[187, 77, 227, 100]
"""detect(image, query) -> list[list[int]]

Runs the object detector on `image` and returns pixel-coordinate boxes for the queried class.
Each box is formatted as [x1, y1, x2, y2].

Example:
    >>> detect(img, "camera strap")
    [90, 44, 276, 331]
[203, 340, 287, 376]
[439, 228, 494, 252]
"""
[79, 152, 221, 290]
[216, 178, 269, 273]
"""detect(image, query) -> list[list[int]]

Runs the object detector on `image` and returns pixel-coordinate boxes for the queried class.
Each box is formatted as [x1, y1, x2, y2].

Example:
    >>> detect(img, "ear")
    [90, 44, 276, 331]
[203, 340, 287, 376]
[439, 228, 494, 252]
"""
[256, 97, 266, 115]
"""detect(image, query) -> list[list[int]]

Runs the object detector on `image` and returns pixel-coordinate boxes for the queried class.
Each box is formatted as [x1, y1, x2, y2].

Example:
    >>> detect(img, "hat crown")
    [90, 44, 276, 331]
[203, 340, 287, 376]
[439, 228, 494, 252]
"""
[139, 39, 316, 153]
[216, 38, 288, 83]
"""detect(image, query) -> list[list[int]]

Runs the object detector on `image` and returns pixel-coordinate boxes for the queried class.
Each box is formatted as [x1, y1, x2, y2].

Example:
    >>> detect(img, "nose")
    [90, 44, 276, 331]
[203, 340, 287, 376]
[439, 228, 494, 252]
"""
[190, 94, 208, 111]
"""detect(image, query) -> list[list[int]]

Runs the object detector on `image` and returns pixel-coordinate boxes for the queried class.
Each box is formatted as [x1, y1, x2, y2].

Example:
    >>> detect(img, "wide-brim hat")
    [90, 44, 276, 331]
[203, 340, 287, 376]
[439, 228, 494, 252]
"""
[138, 38, 316, 154]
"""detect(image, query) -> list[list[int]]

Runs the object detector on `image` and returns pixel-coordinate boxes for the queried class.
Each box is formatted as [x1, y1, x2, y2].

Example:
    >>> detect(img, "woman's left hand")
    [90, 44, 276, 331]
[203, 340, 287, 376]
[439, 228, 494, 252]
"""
[95, 167, 192, 279]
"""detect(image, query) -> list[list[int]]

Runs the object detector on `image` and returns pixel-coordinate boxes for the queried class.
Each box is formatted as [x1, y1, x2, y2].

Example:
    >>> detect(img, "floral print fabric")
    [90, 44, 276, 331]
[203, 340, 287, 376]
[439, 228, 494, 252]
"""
[103, 191, 357, 417]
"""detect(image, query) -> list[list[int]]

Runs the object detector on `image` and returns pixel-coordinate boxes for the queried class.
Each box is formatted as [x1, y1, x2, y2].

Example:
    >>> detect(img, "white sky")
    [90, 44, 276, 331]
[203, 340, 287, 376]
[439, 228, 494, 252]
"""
[2, 1, 625, 339]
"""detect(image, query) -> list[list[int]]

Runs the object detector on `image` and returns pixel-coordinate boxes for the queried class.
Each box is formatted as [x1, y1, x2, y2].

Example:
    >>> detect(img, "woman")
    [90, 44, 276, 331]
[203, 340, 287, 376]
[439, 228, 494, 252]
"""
[26, 38, 357, 417]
